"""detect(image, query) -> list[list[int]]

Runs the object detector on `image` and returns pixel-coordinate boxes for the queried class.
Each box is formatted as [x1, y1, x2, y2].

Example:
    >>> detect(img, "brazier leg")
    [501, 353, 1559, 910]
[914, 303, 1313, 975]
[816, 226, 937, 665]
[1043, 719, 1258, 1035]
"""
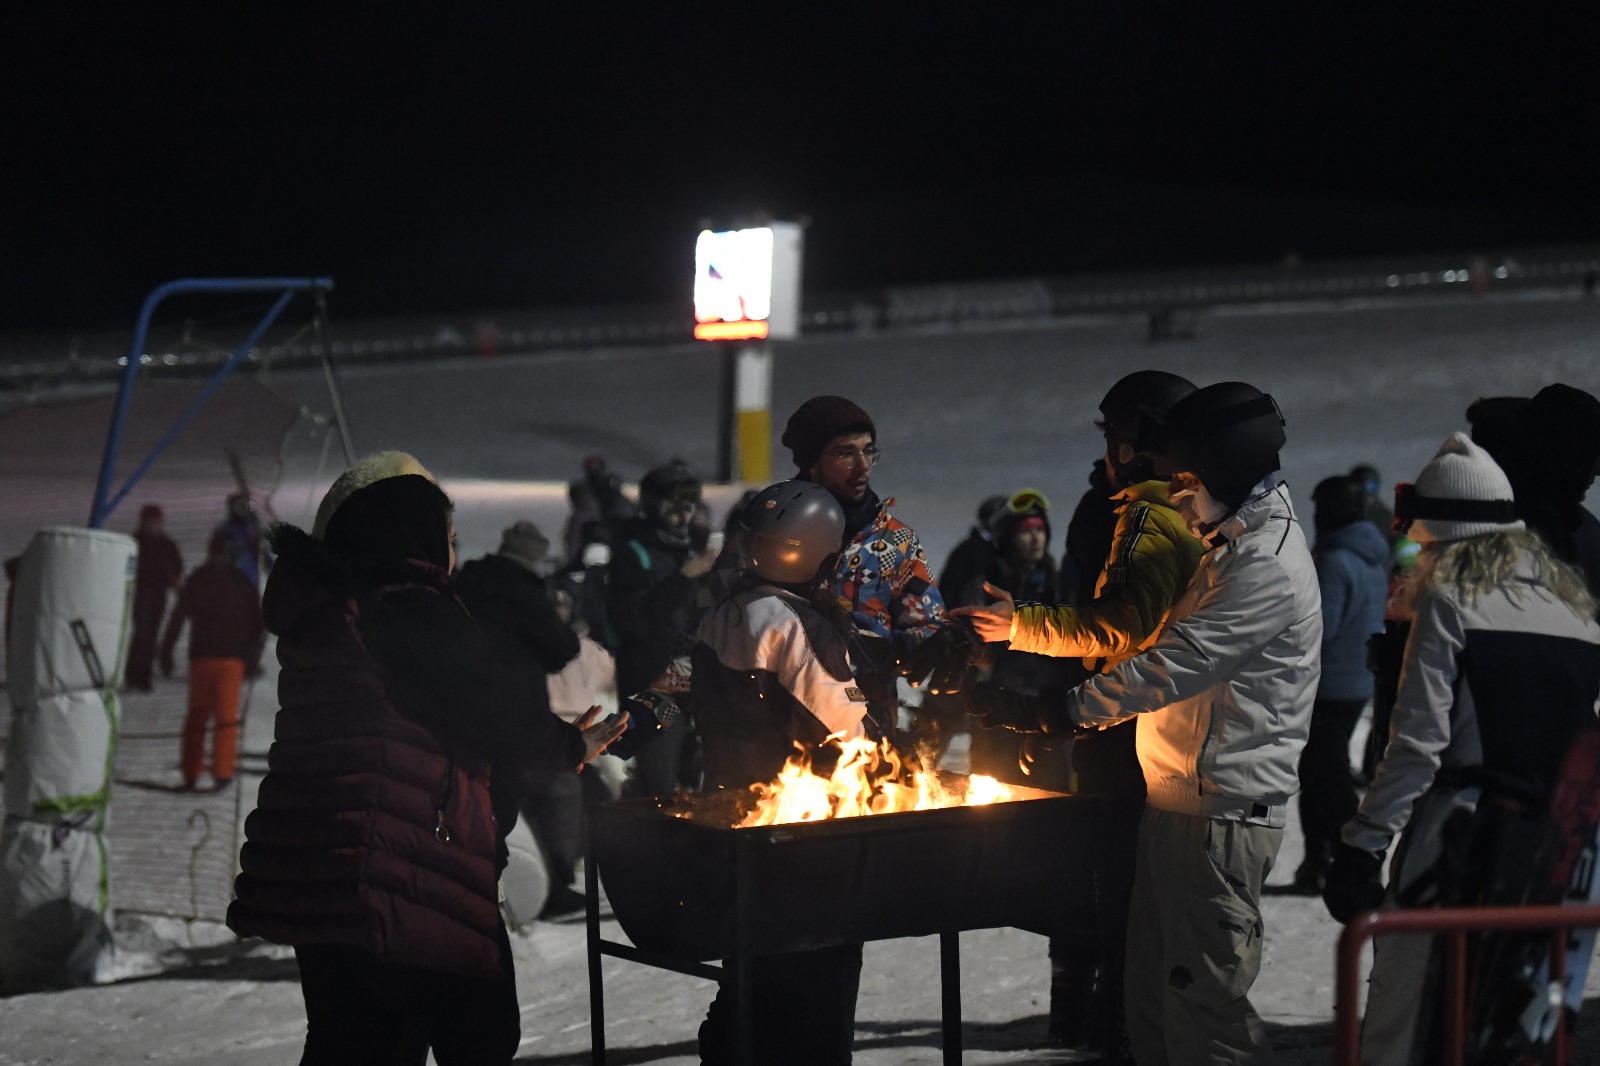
[941, 929, 962, 1065]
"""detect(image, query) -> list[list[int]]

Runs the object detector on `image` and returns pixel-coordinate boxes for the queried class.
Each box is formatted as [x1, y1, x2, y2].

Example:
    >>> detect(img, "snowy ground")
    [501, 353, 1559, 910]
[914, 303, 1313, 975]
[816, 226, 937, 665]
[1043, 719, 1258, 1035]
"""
[4, 288, 1600, 1062]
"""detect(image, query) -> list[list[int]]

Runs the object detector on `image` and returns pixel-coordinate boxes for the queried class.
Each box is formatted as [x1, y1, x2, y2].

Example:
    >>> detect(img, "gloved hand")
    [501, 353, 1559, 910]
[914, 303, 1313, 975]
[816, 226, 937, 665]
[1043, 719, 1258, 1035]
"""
[1322, 841, 1386, 924]
[898, 620, 983, 695]
[962, 681, 1045, 733]
[607, 690, 681, 761]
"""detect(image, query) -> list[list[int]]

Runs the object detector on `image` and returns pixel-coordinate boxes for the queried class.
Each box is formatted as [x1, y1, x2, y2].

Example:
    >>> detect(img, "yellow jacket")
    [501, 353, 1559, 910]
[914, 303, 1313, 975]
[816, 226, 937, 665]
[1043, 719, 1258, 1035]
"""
[1008, 480, 1204, 668]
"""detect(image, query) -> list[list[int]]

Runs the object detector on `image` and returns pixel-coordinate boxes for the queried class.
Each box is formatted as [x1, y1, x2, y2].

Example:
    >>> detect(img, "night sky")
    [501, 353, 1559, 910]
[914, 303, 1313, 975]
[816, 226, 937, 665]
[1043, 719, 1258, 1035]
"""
[5, 5, 1599, 332]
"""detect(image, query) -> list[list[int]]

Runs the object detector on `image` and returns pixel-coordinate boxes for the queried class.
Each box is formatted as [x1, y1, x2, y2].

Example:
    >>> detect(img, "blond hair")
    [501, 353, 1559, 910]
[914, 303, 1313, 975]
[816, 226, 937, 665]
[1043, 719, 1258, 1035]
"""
[1420, 530, 1595, 619]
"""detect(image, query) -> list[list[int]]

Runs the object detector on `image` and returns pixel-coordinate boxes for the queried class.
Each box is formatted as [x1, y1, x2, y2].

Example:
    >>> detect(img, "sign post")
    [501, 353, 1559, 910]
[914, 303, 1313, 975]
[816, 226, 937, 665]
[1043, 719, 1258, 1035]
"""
[694, 222, 803, 484]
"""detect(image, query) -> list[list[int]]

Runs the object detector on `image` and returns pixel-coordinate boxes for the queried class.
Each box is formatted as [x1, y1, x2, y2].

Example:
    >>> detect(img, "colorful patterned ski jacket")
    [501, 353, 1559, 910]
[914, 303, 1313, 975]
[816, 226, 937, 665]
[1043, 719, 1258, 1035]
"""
[823, 494, 945, 654]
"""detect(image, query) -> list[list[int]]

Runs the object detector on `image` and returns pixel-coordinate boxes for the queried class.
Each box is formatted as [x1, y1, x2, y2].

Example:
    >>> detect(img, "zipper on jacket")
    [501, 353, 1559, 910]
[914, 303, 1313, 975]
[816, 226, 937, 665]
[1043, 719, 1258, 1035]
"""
[435, 759, 456, 843]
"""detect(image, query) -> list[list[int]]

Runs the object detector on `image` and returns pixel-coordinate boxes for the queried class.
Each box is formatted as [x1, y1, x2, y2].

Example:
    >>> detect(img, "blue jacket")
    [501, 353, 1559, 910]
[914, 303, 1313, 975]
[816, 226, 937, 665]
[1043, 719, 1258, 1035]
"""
[1313, 519, 1388, 701]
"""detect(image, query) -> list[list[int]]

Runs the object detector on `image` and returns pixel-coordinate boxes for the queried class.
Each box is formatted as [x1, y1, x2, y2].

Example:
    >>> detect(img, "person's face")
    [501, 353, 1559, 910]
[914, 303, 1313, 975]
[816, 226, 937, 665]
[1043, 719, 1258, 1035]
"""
[447, 515, 458, 571]
[655, 498, 696, 534]
[553, 589, 574, 625]
[1102, 426, 1139, 490]
[1012, 525, 1047, 564]
[807, 431, 877, 504]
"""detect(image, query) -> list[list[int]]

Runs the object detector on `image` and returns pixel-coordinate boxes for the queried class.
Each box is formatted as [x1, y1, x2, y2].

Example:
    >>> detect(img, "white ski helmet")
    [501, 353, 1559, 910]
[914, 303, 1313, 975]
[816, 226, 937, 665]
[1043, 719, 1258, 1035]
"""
[734, 480, 845, 585]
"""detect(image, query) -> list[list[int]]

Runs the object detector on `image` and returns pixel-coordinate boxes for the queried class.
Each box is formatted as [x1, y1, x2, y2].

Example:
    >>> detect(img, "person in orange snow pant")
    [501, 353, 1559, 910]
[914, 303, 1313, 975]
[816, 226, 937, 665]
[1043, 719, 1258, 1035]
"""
[160, 532, 265, 788]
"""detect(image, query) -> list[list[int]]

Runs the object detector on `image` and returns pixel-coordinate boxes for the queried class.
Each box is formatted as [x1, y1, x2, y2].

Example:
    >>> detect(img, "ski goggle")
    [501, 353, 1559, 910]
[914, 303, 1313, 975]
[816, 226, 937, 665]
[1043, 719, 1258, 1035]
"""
[1008, 488, 1050, 514]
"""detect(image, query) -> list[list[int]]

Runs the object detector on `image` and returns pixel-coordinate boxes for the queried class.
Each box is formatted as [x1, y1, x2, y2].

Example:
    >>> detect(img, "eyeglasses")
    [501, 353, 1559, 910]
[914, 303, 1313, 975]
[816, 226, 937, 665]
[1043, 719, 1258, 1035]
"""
[822, 446, 881, 468]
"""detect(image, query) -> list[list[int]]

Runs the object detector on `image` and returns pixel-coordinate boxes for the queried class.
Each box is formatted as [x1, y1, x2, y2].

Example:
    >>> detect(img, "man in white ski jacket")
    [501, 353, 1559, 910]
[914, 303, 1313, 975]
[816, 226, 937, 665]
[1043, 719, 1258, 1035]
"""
[971, 381, 1320, 1066]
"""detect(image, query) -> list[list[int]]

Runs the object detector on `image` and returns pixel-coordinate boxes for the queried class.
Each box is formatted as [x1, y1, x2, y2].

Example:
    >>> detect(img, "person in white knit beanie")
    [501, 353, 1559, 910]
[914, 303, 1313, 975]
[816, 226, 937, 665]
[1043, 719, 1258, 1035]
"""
[1325, 431, 1600, 1066]
[1401, 431, 1524, 544]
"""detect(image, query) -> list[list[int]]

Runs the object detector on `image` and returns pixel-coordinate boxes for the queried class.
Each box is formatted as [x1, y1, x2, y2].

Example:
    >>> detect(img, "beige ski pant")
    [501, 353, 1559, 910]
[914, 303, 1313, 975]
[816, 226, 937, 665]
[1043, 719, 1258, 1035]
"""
[1124, 808, 1282, 1066]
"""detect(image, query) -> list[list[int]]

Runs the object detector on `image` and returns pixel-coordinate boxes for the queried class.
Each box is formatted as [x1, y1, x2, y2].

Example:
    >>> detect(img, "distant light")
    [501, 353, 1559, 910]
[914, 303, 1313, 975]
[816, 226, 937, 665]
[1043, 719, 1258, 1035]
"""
[1494, 266, 1509, 279]
[694, 320, 770, 341]
[161, 353, 178, 365]
[1386, 275, 1400, 287]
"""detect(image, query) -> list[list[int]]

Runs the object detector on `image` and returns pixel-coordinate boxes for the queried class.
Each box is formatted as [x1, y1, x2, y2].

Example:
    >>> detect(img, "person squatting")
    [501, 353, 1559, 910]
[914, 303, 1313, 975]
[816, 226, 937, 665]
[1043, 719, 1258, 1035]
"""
[225, 380, 1600, 1066]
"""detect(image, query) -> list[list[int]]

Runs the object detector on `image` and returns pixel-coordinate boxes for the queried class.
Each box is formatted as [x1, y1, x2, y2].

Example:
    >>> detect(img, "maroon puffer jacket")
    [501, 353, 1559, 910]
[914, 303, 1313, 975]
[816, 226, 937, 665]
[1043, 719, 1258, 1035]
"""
[226, 532, 504, 980]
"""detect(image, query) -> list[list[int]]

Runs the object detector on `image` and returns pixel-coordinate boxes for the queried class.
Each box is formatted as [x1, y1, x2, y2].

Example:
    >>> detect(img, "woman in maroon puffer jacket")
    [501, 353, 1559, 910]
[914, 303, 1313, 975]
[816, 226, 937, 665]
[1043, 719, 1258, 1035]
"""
[227, 453, 624, 1066]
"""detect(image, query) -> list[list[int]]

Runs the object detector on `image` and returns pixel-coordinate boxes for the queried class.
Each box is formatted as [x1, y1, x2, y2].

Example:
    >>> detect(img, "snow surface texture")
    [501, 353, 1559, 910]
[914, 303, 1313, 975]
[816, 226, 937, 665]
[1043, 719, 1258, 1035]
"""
[260, 290, 1600, 570]
[4, 289, 1600, 1061]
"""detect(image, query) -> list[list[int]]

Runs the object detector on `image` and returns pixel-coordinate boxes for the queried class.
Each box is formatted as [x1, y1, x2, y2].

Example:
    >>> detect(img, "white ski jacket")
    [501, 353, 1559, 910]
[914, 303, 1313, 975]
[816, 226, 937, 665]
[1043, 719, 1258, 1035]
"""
[1343, 552, 1600, 856]
[1067, 479, 1322, 826]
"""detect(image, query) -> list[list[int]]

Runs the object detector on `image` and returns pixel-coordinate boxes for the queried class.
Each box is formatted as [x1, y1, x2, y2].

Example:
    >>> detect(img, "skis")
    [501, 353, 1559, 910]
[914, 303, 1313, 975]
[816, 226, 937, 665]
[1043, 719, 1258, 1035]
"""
[1464, 725, 1600, 1065]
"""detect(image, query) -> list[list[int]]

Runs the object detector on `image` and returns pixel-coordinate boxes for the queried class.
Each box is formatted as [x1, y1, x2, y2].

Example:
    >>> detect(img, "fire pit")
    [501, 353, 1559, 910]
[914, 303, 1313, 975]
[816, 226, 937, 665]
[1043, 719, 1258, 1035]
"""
[592, 783, 1104, 961]
[583, 775, 1108, 1066]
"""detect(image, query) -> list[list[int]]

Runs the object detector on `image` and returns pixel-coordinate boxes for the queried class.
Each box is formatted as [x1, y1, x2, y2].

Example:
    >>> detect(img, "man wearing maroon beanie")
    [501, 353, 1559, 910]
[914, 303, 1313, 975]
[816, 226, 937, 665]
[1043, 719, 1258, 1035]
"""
[780, 395, 946, 731]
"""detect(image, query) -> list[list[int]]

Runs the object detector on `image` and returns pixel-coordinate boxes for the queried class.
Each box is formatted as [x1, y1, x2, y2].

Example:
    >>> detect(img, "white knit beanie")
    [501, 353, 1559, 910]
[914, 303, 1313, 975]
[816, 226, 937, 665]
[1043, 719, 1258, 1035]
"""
[1406, 432, 1523, 544]
[312, 451, 436, 539]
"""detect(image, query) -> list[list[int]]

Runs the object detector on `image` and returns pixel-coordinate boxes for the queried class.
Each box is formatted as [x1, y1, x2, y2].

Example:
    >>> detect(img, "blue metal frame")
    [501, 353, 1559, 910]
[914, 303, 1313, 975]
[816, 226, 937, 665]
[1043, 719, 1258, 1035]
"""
[89, 277, 334, 528]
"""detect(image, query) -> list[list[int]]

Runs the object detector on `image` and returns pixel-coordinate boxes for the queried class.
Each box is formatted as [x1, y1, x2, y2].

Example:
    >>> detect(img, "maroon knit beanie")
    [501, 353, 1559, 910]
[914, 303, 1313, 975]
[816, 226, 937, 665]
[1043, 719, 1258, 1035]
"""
[781, 395, 877, 471]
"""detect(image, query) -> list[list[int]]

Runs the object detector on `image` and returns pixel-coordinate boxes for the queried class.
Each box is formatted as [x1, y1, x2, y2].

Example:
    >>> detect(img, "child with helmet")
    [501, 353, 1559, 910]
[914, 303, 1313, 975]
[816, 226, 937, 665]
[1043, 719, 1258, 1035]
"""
[691, 479, 872, 1066]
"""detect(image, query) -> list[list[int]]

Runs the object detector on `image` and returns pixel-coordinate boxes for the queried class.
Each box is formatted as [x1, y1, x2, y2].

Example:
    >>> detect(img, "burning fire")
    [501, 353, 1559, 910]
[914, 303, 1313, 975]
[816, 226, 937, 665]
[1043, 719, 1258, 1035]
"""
[735, 735, 1013, 827]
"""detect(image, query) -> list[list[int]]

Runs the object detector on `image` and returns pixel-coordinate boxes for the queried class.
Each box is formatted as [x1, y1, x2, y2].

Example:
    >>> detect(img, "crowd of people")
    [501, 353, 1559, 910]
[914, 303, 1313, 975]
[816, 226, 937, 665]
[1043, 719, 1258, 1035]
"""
[119, 378, 1600, 1066]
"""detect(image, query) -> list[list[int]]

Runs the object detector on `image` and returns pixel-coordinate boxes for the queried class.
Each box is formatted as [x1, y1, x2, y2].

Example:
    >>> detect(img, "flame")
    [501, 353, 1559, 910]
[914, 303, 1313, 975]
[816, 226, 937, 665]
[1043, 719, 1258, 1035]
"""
[735, 734, 1013, 828]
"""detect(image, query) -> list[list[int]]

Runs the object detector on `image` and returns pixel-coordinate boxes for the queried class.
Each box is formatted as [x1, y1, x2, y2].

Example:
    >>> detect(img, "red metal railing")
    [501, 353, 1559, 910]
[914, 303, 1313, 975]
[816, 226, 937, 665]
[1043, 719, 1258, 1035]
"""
[1335, 903, 1600, 1065]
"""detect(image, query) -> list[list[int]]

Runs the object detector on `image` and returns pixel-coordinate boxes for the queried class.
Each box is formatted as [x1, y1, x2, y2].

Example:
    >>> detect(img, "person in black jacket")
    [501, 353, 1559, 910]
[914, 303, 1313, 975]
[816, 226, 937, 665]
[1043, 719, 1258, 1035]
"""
[126, 503, 184, 691]
[608, 460, 718, 795]
[938, 494, 1007, 606]
[455, 519, 591, 915]
[1468, 385, 1600, 601]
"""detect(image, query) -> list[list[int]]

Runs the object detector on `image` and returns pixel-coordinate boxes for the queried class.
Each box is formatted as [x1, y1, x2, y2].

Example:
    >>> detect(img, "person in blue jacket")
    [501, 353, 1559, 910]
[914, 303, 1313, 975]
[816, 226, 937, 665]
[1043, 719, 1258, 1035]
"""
[1290, 474, 1388, 893]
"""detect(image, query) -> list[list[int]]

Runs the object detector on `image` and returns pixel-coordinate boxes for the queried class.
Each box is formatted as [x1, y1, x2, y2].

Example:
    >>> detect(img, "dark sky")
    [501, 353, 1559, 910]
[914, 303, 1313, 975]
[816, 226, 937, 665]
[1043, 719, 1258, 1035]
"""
[5, 5, 1599, 331]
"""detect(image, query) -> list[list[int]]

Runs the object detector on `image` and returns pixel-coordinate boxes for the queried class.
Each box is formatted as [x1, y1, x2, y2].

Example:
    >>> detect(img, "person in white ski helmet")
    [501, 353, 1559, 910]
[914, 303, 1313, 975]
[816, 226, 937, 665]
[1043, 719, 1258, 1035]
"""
[690, 479, 873, 1066]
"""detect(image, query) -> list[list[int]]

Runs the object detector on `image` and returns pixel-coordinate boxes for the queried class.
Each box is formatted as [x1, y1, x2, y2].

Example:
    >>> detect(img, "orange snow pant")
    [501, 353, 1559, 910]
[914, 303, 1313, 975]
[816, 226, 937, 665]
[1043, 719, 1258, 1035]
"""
[182, 657, 245, 786]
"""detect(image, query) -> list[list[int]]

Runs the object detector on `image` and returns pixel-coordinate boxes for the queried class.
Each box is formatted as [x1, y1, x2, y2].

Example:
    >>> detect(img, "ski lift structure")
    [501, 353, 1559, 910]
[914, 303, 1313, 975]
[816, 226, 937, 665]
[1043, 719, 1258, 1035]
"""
[88, 276, 354, 529]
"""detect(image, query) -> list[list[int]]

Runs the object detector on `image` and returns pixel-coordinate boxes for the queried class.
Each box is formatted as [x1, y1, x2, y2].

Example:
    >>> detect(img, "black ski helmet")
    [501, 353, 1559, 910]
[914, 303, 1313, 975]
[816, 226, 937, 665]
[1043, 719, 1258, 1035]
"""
[734, 480, 846, 585]
[1098, 370, 1198, 450]
[1152, 382, 1286, 506]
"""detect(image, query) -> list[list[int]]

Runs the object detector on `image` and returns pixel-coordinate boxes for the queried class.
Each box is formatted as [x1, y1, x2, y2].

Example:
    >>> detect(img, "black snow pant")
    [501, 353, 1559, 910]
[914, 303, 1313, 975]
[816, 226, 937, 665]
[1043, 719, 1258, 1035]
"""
[523, 768, 585, 890]
[124, 597, 166, 689]
[294, 921, 520, 1066]
[1050, 719, 1145, 1051]
[630, 713, 699, 797]
[698, 942, 864, 1066]
[1296, 697, 1368, 881]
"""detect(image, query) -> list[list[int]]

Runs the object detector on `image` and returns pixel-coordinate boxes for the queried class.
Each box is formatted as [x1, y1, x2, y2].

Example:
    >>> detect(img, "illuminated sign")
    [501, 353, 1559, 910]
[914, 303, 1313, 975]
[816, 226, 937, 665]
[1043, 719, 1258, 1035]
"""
[693, 222, 803, 341]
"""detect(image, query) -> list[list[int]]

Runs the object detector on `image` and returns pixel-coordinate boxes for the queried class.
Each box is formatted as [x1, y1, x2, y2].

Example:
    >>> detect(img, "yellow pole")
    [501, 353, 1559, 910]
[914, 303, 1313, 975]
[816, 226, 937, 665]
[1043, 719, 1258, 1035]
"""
[734, 345, 772, 483]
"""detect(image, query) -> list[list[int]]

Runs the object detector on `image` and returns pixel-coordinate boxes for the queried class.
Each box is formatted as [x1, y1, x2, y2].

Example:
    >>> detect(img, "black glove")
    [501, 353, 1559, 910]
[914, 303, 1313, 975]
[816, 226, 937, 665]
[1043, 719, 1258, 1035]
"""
[962, 680, 1038, 732]
[898, 620, 983, 695]
[607, 690, 680, 760]
[1322, 841, 1386, 924]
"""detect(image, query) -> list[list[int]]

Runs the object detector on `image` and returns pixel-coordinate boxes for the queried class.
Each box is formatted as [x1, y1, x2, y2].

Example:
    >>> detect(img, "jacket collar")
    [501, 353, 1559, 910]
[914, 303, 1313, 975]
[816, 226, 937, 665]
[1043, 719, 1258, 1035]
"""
[1113, 479, 1175, 509]
[1208, 476, 1295, 549]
